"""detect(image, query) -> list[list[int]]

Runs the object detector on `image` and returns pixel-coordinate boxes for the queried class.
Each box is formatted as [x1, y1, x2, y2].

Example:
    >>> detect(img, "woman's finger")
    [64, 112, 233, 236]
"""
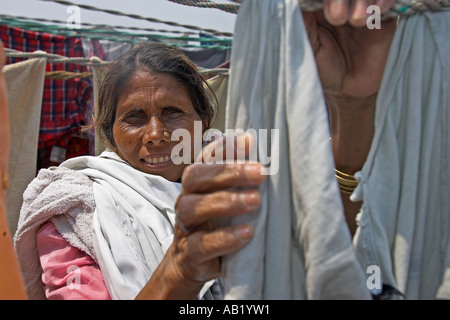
[180, 162, 265, 194]
[198, 132, 257, 165]
[349, 0, 374, 27]
[374, 0, 396, 13]
[175, 188, 262, 231]
[323, 0, 350, 26]
[175, 223, 254, 265]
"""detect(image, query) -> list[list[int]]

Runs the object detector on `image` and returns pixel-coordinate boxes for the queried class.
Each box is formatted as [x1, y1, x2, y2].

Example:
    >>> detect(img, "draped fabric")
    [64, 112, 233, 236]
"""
[221, 0, 371, 299]
[0, 24, 92, 169]
[352, 10, 450, 299]
[4, 57, 47, 234]
[60, 151, 217, 300]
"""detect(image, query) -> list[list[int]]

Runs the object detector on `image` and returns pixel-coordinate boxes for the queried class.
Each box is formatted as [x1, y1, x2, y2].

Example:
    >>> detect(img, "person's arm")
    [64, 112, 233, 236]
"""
[136, 134, 265, 300]
[37, 221, 111, 300]
[0, 205, 27, 299]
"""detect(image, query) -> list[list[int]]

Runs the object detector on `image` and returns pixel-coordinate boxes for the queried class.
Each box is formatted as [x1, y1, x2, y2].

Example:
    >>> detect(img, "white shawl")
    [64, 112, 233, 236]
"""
[61, 151, 181, 299]
[16, 151, 216, 300]
[62, 151, 219, 300]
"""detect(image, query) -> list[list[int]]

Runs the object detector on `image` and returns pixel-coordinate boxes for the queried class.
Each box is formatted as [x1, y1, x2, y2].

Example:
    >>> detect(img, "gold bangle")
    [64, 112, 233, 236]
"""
[335, 168, 358, 194]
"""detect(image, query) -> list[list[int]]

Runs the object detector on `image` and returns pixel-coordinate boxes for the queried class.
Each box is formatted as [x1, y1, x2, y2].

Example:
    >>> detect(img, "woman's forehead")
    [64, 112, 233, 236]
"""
[116, 70, 192, 106]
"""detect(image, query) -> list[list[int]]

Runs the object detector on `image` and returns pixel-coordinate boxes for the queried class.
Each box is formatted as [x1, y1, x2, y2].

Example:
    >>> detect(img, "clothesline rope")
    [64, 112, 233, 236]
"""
[0, 15, 233, 50]
[0, 14, 203, 36]
[38, 0, 234, 37]
[4, 48, 229, 77]
[167, 0, 240, 14]
[4, 48, 109, 66]
[166, 0, 450, 17]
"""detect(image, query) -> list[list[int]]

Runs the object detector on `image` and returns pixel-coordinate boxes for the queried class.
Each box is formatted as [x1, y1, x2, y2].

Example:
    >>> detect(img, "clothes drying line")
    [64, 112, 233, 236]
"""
[4, 48, 229, 79]
[168, 0, 450, 18]
[167, 0, 240, 14]
[0, 15, 232, 50]
[0, 14, 203, 37]
[38, 0, 234, 38]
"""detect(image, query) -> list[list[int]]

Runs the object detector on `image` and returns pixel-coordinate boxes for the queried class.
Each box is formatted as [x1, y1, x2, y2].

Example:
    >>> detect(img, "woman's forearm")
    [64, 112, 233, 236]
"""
[134, 246, 204, 300]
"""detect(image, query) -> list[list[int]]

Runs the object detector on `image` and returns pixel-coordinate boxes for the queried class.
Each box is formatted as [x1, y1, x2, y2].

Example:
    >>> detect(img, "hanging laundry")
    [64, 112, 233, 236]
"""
[0, 25, 92, 170]
[352, 10, 450, 299]
[181, 46, 231, 69]
[222, 0, 370, 299]
[206, 74, 228, 133]
[3, 57, 47, 234]
[81, 38, 137, 62]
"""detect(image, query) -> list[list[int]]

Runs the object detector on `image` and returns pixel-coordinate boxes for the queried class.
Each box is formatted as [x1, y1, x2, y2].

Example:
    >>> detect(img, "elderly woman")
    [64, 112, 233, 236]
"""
[14, 42, 265, 300]
[14, 0, 403, 300]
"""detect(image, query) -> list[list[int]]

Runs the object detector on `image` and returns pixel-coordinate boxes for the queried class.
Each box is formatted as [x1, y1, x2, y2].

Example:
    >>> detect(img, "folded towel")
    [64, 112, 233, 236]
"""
[14, 166, 96, 300]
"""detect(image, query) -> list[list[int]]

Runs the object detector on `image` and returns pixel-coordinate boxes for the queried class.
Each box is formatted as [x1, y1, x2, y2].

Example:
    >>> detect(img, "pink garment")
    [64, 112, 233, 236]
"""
[36, 221, 111, 300]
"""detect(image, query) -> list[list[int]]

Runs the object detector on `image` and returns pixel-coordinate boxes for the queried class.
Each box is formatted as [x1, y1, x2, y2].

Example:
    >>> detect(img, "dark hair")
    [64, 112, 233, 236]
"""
[93, 42, 217, 151]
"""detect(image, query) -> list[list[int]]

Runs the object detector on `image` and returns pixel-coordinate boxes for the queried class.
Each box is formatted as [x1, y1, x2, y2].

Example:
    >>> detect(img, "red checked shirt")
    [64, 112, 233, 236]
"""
[0, 24, 92, 152]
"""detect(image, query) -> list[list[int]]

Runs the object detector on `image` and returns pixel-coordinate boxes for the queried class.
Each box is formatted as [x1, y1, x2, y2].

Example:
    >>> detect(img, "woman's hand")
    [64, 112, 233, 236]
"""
[136, 133, 266, 299]
[303, 0, 397, 98]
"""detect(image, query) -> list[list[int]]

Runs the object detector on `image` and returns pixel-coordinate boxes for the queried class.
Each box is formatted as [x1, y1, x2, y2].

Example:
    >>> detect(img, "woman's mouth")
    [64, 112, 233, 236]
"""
[143, 155, 171, 164]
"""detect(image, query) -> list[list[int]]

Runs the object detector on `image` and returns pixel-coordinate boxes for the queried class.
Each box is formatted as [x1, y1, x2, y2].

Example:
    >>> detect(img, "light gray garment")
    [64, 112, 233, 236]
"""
[15, 151, 218, 300]
[4, 57, 46, 235]
[222, 0, 371, 300]
[60, 151, 216, 300]
[60, 151, 180, 300]
[352, 10, 450, 299]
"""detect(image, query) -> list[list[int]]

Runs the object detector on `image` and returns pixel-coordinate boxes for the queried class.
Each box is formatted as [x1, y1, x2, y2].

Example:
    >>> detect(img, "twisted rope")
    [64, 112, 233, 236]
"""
[0, 14, 204, 36]
[4, 48, 230, 78]
[167, 0, 240, 14]
[38, 0, 233, 37]
[166, 0, 450, 17]
[4, 48, 109, 66]
[45, 71, 93, 79]
[383, 0, 450, 17]
[297, 0, 450, 16]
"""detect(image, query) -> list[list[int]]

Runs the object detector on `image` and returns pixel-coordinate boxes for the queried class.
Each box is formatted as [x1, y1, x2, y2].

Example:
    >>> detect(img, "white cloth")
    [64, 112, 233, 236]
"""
[61, 151, 215, 300]
[222, 0, 371, 299]
[207, 74, 229, 133]
[4, 57, 47, 234]
[352, 11, 450, 299]
[16, 150, 217, 300]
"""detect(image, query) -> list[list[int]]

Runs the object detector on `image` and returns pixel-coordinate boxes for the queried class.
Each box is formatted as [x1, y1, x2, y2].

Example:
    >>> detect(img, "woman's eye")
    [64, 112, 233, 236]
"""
[123, 110, 146, 123]
[164, 107, 184, 116]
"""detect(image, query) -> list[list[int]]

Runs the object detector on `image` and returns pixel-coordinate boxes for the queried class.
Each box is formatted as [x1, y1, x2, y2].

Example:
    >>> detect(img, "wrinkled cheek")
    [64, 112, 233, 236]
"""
[113, 127, 142, 160]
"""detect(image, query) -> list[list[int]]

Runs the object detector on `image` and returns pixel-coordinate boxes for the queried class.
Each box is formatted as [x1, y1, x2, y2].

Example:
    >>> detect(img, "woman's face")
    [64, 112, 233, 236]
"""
[113, 70, 201, 182]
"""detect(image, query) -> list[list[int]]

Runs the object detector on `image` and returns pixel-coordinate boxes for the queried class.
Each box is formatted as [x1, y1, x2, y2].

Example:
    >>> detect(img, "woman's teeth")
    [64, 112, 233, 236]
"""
[144, 155, 170, 164]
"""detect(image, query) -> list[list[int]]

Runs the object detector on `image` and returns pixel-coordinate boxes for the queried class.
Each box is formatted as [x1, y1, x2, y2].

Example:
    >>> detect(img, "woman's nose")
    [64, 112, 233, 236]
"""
[143, 116, 168, 145]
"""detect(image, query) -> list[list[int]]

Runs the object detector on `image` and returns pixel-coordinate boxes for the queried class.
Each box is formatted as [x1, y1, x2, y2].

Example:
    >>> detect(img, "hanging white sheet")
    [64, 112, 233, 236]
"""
[222, 0, 371, 299]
